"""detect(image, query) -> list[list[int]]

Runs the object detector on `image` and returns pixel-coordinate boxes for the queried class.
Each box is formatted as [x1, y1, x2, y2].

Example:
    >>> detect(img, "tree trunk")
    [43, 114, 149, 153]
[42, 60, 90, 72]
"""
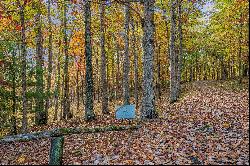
[156, 44, 161, 99]
[49, 137, 64, 165]
[62, 0, 71, 120]
[111, 53, 115, 101]
[131, 18, 139, 108]
[11, 48, 17, 135]
[140, 0, 157, 119]
[0, 125, 141, 143]
[95, 57, 100, 102]
[169, 0, 177, 103]
[238, 12, 243, 83]
[176, 0, 182, 98]
[85, 0, 95, 121]
[100, 1, 109, 114]
[35, 0, 46, 125]
[114, 35, 121, 100]
[76, 67, 80, 111]
[18, 2, 28, 133]
[45, 0, 53, 122]
[123, 2, 130, 105]
[54, 55, 60, 121]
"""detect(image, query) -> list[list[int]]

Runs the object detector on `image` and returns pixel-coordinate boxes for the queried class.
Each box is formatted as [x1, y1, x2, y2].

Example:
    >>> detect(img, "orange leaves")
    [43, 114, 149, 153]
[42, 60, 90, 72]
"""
[15, 25, 21, 31]
[69, 31, 85, 56]
[70, 0, 78, 4]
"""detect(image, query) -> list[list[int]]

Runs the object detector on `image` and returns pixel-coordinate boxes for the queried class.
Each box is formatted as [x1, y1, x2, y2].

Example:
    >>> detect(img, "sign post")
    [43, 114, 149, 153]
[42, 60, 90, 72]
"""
[115, 104, 136, 120]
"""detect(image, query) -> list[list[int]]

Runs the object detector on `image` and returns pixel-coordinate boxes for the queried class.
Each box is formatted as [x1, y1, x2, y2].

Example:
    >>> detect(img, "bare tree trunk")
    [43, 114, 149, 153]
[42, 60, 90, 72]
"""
[131, 18, 139, 108]
[95, 57, 100, 102]
[45, 0, 53, 122]
[111, 53, 115, 101]
[62, 0, 71, 120]
[123, 2, 130, 105]
[81, 73, 85, 102]
[176, 0, 182, 98]
[140, 0, 157, 119]
[169, 0, 177, 103]
[35, 0, 46, 125]
[54, 55, 60, 121]
[156, 44, 161, 99]
[85, 0, 95, 121]
[76, 67, 80, 111]
[238, 12, 243, 83]
[11, 48, 17, 134]
[100, 1, 109, 114]
[18, 1, 28, 133]
[114, 35, 121, 100]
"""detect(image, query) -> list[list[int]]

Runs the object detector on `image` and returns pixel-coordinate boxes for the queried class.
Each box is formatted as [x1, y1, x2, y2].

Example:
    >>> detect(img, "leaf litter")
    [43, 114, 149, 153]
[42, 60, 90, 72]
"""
[0, 80, 249, 165]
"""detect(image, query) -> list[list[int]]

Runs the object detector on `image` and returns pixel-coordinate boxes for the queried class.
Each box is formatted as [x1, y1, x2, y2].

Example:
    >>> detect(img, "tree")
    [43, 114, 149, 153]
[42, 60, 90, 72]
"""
[131, 17, 139, 108]
[100, 0, 109, 114]
[123, 2, 130, 105]
[176, 0, 183, 98]
[140, 0, 157, 119]
[169, 0, 177, 103]
[35, 0, 46, 125]
[45, 0, 53, 123]
[17, 0, 28, 133]
[84, 0, 95, 121]
[62, 0, 72, 120]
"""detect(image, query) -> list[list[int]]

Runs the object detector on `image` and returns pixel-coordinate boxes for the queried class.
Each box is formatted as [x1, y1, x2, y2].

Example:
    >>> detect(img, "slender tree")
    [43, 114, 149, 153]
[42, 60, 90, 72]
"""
[11, 47, 17, 134]
[176, 0, 183, 98]
[169, 0, 177, 103]
[17, 0, 28, 133]
[45, 0, 53, 122]
[85, 0, 95, 121]
[35, 0, 46, 125]
[131, 18, 139, 108]
[62, 0, 72, 120]
[100, 1, 109, 114]
[123, 2, 130, 105]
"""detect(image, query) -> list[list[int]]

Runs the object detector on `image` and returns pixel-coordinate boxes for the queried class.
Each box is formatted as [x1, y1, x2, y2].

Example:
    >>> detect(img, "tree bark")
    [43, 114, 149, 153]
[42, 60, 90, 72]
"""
[18, 1, 28, 133]
[84, 0, 95, 121]
[123, 2, 130, 105]
[176, 0, 182, 98]
[100, 1, 109, 114]
[45, 0, 53, 123]
[0, 125, 141, 143]
[95, 57, 100, 102]
[11, 48, 17, 135]
[169, 0, 177, 103]
[140, 0, 157, 119]
[156, 44, 161, 99]
[238, 12, 243, 83]
[54, 54, 60, 121]
[131, 18, 139, 108]
[62, 0, 71, 120]
[35, 0, 46, 125]
[49, 137, 64, 165]
[114, 35, 121, 100]
[76, 66, 80, 111]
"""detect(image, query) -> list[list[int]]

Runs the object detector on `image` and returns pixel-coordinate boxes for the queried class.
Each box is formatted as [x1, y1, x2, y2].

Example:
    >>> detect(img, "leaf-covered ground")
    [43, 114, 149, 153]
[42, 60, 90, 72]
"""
[0, 79, 249, 165]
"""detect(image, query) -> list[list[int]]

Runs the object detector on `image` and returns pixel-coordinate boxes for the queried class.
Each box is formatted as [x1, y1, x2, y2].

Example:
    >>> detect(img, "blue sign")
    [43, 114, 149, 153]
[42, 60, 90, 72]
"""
[115, 105, 135, 119]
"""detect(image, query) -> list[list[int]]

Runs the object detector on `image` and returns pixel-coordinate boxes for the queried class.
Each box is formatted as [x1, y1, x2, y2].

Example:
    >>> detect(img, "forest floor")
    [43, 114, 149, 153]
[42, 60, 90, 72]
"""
[0, 78, 249, 165]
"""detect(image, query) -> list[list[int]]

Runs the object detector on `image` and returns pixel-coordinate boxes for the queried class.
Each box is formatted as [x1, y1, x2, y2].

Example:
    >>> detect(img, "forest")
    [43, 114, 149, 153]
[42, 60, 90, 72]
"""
[0, 0, 249, 165]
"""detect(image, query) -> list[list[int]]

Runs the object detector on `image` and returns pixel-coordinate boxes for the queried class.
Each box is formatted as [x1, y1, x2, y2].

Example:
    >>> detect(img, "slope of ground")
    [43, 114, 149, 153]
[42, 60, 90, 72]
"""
[0, 79, 249, 165]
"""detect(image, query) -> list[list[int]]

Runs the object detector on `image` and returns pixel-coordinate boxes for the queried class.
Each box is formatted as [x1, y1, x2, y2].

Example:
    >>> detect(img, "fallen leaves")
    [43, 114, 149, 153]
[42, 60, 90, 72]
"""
[0, 80, 249, 165]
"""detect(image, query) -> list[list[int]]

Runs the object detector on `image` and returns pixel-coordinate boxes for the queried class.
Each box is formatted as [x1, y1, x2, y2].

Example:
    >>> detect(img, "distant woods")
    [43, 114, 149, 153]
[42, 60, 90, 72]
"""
[0, 0, 248, 135]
